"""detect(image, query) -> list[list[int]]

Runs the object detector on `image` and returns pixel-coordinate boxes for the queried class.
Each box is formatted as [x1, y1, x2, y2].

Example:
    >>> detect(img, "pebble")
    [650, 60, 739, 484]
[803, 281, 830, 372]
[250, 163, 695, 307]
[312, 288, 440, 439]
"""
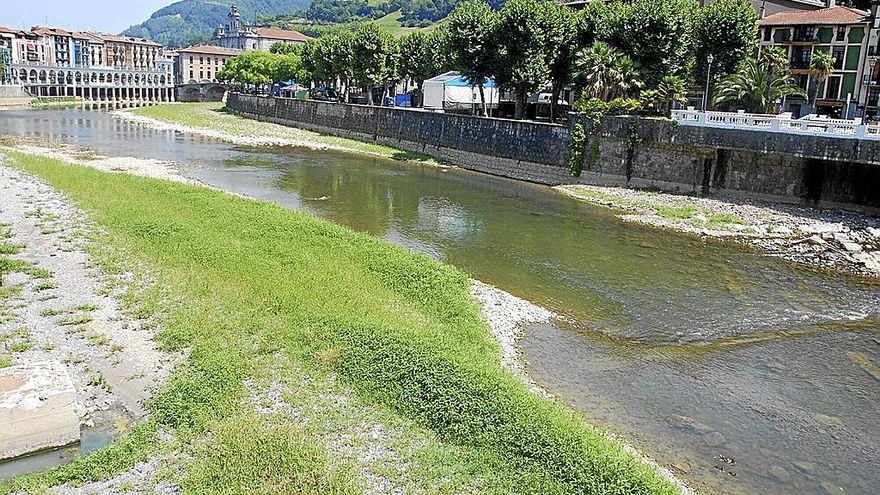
[841, 241, 863, 252]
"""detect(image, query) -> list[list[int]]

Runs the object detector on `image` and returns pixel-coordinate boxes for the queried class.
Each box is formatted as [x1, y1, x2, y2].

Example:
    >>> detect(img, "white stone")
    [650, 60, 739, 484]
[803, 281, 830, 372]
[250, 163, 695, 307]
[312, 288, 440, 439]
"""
[841, 241, 863, 253]
[868, 227, 880, 238]
[0, 361, 80, 460]
[800, 223, 844, 235]
[771, 226, 793, 235]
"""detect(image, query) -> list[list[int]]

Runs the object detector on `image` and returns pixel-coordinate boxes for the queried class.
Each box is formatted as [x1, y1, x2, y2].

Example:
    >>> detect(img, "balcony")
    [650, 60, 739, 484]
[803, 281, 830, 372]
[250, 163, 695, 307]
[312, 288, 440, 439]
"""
[790, 59, 812, 69]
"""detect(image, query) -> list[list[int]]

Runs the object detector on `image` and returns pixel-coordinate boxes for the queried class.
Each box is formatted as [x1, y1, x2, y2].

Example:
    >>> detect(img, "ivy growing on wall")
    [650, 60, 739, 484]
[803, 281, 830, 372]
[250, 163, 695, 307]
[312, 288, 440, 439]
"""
[625, 121, 643, 184]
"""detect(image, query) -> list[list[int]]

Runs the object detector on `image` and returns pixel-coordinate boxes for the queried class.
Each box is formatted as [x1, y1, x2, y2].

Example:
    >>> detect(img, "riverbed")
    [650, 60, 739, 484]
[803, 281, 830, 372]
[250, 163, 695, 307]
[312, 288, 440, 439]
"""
[1, 108, 878, 495]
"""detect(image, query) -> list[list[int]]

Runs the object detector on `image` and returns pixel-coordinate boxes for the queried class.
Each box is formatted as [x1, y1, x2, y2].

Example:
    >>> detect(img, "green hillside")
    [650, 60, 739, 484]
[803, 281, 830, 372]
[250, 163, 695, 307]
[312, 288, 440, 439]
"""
[122, 0, 312, 48]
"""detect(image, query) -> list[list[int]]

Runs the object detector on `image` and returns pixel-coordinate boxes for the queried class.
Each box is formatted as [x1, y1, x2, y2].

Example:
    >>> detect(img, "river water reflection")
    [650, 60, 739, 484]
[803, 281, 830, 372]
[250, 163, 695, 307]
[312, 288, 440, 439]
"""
[1, 109, 878, 494]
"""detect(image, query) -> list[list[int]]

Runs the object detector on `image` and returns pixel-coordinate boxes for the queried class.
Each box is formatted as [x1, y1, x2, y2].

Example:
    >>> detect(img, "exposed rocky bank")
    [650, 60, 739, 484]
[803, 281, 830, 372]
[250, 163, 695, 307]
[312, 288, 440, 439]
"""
[558, 184, 880, 279]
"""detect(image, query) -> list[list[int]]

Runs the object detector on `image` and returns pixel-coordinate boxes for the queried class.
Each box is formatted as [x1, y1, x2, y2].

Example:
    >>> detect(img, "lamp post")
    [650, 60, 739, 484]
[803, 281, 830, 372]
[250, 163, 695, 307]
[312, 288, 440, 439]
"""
[703, 54, 714, 112]
[866, 56, 879, 119]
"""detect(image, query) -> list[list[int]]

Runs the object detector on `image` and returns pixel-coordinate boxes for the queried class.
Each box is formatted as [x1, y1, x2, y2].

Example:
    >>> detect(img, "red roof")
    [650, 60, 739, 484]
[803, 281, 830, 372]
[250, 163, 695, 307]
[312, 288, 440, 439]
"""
[177, 44, 243, 56]
[759, 6, 868, 26]
[252, 27, 311, 42]
[31, 26, 73, 37]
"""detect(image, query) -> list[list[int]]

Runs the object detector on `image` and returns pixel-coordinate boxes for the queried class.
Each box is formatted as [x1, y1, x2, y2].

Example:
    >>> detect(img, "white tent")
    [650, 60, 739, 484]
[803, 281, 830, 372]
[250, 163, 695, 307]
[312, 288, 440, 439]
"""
[422, 71, 499, 112]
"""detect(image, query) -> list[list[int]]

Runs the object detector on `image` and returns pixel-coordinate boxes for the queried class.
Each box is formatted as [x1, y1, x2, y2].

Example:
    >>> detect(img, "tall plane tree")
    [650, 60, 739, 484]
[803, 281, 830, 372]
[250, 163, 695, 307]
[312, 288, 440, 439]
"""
[444, 0, 497, 116]
[399, 30, 448, 106]
[492, 0, 554, 119]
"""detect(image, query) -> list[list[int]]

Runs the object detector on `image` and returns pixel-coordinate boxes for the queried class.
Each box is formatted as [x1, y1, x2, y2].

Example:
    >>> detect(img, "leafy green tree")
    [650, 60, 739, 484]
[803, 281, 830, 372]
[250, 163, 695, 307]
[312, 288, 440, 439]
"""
[543, 2, 579, 121]
[574, 41, 642, 101]
[693, 0, 757, 84]
[713, 56, 806, 113]
[217, 51, 273, 89]
[575, 0, 606, 48]
[269, 42, 303, 55]
[273, 53, 310, 84]
[399, 30, 447, 105]
[491, 0, 554, 119]
[599, 0, 697, 87]
[809, 50, 835, 107]
[443, 1, 497, 116]
[350, 23, 398, 104]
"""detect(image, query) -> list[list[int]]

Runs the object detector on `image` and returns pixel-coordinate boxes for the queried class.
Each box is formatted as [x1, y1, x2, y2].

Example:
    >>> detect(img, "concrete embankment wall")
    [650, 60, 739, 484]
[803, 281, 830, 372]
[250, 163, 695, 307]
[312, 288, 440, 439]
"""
[227, 93, 880, 211]
[227, 93, 573, 184]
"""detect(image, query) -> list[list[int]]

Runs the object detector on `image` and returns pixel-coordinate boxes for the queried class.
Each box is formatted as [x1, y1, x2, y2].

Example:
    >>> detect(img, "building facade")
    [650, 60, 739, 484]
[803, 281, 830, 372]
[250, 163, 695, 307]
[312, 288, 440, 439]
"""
[174, 45, 242, 85]
[0, 25, 174, 103]
[216, 4, 311, 51]
[759, 6, 879, 118]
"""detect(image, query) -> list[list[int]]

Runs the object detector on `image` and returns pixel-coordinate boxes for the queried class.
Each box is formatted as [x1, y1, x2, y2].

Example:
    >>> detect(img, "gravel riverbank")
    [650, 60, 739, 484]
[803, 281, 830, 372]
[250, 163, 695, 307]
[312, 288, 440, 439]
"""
[558, 184, 880, 279]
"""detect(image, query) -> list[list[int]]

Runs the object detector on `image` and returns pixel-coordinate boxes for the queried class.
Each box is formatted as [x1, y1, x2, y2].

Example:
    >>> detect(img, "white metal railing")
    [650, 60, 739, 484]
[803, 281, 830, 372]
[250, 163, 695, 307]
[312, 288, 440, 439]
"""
[671, 108, 880, 140]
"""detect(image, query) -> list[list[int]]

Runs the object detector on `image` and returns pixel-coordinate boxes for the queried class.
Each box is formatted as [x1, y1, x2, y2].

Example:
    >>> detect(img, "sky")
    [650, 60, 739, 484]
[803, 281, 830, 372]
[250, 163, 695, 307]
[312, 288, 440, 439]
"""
[2, 0, 171, 34]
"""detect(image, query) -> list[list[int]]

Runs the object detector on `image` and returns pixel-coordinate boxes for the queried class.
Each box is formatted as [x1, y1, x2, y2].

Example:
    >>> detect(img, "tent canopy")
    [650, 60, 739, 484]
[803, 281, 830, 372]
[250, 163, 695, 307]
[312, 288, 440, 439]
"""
[424, 71, 497, 88]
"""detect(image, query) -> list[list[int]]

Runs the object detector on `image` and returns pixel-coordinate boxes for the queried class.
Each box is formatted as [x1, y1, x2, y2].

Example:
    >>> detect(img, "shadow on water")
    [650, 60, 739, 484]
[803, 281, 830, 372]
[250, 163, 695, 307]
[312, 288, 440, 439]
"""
[1, 109, 879, 494]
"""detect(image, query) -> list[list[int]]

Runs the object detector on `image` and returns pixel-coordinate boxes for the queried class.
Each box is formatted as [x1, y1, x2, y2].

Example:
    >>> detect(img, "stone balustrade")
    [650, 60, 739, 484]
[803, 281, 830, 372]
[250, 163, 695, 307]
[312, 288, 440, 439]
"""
[671, 109, 880, 140]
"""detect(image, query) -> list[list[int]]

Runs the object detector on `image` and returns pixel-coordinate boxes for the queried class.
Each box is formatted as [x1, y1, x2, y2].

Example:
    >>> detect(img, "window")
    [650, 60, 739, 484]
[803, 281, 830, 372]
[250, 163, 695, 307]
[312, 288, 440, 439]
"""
[832, 48, 844, 70]
[825, 76, 841, 100]
[763, 28, 771, 42]
[199, 70, 203, 79]
[189, 56, 193, 63]
[189, 70, 193, 78]
[199, 57, 203, 64]
[837, 26, 846, 42]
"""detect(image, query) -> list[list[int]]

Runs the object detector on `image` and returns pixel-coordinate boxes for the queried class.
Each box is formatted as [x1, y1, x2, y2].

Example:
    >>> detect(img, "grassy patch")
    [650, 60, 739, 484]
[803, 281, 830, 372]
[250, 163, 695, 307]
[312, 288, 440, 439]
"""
[656, 206, 697, 220]
[0, 354, 11, 368]
[184, 415, 360, 494]
[7, 340, 32, 353]
[33, 281, 57, 292]
[56, 314, 94, 326]
[0, 242, 22, 255]
[708, 212, 746, 225]
[2, 150, 679, 495]
[128, 103, 437, 164]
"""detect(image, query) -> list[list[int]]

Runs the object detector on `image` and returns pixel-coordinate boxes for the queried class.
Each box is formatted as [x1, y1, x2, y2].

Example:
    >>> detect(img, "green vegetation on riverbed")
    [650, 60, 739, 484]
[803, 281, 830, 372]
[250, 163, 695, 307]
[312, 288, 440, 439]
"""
[1, 150, 680, 494]
[559, 185, 747, 231]
[128, 103, 435, 163]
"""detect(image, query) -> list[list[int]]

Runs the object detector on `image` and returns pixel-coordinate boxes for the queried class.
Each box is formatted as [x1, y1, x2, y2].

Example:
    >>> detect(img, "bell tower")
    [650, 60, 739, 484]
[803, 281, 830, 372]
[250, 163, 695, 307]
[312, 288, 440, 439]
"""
[227, 5, 242, 35]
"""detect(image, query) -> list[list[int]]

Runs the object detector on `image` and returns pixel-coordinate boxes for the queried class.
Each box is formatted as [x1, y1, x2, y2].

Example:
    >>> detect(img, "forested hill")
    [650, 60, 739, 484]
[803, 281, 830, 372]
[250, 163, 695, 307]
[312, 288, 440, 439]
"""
[121, 0, 312, 48]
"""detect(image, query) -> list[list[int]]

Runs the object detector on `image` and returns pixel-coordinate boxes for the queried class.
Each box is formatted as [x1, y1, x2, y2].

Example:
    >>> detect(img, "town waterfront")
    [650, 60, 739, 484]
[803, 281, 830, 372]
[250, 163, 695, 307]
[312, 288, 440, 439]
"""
[1, 108, 878, 494]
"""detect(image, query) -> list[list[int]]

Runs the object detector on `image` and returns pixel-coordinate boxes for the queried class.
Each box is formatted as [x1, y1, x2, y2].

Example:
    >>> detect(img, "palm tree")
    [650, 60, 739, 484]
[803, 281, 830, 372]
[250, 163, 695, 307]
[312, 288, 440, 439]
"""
[809, 50, 835, 107]
[574, 42, 642, 101]
[713, 57, 806, 113]
[641, 75, 686, 115]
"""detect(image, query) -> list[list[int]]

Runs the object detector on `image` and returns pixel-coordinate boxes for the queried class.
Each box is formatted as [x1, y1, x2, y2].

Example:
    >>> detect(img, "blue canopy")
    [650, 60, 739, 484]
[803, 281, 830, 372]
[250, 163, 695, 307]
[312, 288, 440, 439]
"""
[445, 75, 497, 88]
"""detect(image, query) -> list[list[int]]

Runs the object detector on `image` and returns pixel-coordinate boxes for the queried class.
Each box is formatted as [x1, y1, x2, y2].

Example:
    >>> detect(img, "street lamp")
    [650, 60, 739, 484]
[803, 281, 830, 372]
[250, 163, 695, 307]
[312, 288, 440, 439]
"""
[703, 54, 715, 112]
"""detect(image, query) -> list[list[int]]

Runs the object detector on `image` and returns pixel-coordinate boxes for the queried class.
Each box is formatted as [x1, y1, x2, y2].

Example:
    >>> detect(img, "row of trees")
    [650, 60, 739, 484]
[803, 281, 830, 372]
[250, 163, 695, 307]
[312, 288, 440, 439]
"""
[219, 0, 822, 119]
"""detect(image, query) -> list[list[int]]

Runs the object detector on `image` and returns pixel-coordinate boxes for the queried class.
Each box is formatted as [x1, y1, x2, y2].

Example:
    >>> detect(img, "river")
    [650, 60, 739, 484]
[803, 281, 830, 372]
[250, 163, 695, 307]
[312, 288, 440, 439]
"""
[1, 108, 878, 495]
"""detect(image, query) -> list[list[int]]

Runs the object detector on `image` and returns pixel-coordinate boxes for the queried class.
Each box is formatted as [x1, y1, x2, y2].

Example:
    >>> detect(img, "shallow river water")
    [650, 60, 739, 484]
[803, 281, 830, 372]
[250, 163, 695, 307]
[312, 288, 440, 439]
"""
[1, 109, 879, 494]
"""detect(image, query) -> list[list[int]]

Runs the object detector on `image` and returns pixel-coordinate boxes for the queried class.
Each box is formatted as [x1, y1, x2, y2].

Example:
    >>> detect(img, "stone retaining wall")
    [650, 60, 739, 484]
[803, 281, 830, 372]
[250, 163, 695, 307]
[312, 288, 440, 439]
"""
[227, 94, 880, 212]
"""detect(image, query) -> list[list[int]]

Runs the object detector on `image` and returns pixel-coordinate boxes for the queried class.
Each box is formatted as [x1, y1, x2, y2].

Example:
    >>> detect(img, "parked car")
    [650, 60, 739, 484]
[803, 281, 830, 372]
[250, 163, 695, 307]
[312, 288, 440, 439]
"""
[309, 87, 339, 102]
[347, 93, 370, 105]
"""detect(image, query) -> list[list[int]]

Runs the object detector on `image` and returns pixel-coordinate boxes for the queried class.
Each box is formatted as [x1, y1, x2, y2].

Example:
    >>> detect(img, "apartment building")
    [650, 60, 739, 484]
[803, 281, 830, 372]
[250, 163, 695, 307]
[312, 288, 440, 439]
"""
[175, 45, 242, 84]
[759, 6, 879, 118]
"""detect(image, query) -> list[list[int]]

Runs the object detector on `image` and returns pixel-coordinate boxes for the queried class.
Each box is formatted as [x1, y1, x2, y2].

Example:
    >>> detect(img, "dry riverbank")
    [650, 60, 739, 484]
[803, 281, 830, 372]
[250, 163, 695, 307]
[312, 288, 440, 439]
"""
[557, 184, 880, 279]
